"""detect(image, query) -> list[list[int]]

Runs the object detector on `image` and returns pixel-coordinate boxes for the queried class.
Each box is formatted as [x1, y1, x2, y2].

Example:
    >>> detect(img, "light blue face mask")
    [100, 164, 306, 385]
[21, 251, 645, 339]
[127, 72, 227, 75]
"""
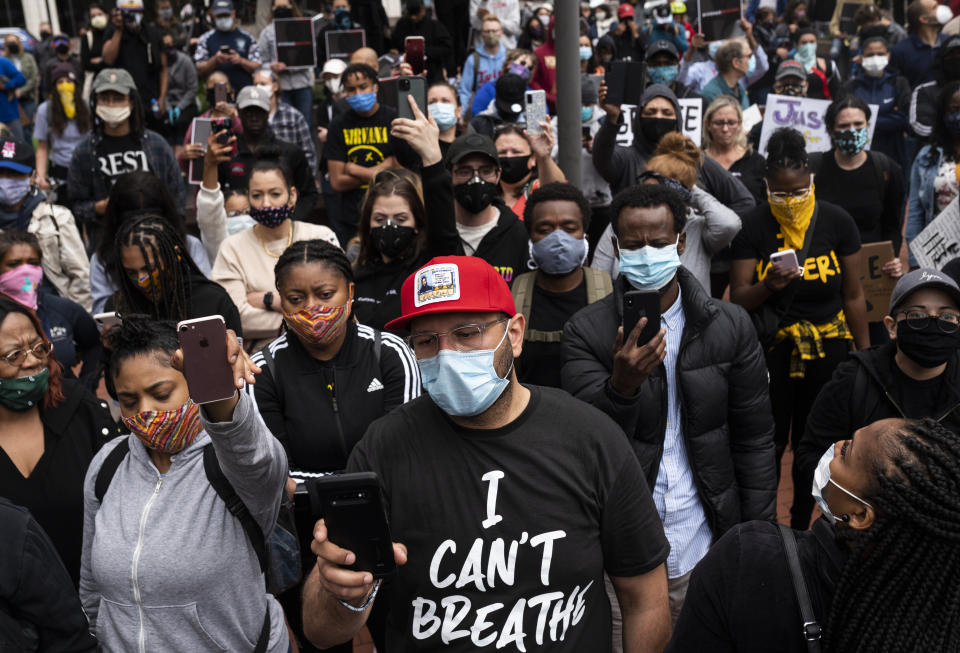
[811, 444, 872, 524]
[747, 53, 756, 76]
[0, 177, 32, 207]
[581, 105, 594, 122]
[429, 101, 457, 130]
[579, 45, 592, 61]
[796, 42, 817, 67]
[708, 41, 722, 59]
[214, 15, 233, 31]
[618, 235, 682, 291]
[648, 64, 679, 86]
[530, 229, 588, 275]
[418, 320, 513, 417]
[346, 91, 377, 113]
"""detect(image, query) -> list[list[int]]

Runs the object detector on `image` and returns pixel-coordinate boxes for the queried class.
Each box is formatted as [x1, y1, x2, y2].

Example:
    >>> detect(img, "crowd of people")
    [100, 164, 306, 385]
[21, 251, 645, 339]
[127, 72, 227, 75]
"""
[2, 0, 960, 651]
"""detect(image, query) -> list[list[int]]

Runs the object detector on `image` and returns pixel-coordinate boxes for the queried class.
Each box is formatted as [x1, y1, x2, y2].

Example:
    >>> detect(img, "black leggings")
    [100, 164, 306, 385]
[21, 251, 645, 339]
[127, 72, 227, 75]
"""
[765, 337, 850, 529]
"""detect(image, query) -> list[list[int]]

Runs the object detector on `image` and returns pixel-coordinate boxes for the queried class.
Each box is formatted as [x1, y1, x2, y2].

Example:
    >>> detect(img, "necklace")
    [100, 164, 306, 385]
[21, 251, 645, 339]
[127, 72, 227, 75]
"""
[255, 221, 293, 258]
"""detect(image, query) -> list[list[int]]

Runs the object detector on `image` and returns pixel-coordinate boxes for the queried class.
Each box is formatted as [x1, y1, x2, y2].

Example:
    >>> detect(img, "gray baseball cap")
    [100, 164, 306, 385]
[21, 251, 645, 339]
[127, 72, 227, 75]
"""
[889, 268, 960, 315]
[92, 68, 136, 95]
[237, 85, 271, 111]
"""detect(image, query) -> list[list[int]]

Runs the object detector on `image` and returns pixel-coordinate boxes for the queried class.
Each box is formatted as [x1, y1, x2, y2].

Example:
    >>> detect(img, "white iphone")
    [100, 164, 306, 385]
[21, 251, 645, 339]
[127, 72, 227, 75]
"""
[769, 249, 800, 273]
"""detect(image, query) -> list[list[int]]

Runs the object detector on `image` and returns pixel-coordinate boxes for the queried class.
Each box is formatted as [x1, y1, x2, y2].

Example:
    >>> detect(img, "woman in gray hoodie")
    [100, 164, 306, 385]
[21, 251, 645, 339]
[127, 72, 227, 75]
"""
[80, 318, 290, 653]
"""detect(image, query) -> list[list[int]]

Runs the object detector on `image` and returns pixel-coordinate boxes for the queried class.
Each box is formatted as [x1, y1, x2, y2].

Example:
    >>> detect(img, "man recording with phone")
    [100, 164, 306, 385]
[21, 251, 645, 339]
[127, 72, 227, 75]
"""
[194, 0, 262, 92]
[302, 255, 671, 652]
[562, 184, 777, 621]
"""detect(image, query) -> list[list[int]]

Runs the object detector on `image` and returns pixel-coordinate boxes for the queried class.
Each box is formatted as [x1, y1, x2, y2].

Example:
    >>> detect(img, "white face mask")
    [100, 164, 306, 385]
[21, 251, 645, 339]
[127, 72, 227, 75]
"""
[215, 16, 233, 31]
[325, 77, 342, 94]
[811, 444, 872, 524]
[861, 54, 888, 76]
[91, 14, 108, 29]
[96, 103, 131, 127]
[256, 83, 274, 97]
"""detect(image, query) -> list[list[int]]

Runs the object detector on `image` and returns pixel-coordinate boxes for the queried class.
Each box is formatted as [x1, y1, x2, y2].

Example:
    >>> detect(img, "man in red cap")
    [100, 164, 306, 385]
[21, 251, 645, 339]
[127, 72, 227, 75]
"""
[611, 3, 645, 61]
[302, 255, 671, 652]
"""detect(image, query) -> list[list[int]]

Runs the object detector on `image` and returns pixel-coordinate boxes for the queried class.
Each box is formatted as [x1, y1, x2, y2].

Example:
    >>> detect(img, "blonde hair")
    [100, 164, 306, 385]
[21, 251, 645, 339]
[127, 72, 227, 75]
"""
[648, 132, 701, 189]
[702, 96, 747, 150]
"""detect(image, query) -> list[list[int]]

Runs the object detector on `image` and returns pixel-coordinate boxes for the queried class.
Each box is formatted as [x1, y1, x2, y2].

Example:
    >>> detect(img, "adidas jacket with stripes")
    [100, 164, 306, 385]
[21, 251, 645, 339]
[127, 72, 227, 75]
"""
[248, 321, 421, 474]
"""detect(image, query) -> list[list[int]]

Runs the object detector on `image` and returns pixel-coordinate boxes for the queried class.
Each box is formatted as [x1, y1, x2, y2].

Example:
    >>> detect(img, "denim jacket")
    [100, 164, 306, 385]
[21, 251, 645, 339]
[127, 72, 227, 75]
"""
[905, 144, 944, 265]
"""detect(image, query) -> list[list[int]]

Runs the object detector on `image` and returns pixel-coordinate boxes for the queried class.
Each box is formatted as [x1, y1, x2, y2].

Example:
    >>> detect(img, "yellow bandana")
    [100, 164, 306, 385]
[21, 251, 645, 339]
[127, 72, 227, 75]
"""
[56, 80, 76, 119]
[768, 183, 816, 251]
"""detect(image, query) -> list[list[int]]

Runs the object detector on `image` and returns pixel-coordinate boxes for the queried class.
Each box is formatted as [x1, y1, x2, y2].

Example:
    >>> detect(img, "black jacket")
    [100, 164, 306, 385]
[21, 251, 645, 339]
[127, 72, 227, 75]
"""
[0, 498, 97, 652]
[353, 161, 461, 330]
[250, 321, 421, 473]
[796, 341, 960, 492]
[561, 268, 777, 537]
[457, 201, 532, 287]
[390, 16, 454, 83]
[667, 517, 844, 652]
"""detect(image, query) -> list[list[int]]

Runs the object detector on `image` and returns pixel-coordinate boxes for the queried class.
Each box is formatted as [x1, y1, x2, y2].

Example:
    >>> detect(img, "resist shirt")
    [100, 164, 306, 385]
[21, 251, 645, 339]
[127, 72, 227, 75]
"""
[731, 201, 861, 325]
[347, 385, 669, 652]
[95, 133, 149, 188]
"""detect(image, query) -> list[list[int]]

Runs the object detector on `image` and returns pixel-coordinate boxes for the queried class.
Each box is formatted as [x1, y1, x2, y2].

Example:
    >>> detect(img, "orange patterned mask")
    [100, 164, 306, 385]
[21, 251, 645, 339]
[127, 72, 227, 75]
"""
[283, 303, 350, 345]
[122, 399, 203, 454]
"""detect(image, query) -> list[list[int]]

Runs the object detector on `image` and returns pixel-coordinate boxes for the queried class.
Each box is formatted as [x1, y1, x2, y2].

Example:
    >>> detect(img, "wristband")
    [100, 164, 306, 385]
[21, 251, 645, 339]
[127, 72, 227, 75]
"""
[338, 579, 382, 613]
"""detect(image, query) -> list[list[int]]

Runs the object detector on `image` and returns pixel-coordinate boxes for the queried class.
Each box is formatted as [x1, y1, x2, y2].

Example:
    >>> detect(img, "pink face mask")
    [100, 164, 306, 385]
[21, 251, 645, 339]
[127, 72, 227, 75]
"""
[0, 264, 43, 310]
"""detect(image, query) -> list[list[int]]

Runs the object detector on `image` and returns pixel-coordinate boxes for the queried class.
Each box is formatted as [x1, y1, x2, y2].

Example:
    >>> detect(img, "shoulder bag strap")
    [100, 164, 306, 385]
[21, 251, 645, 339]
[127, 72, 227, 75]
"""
[777, 524, 823, 652]
[774, 203, 820, 324]
[202, 444, 268, 574]
[94, 438, 130, 503]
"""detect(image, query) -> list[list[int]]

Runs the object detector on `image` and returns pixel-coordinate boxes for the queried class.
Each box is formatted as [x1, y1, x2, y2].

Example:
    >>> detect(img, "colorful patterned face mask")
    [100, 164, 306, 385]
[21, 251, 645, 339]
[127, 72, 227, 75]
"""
[127, 267, 163, 301]
[283, 302, 351, 345]
[122, 399, 203, 454]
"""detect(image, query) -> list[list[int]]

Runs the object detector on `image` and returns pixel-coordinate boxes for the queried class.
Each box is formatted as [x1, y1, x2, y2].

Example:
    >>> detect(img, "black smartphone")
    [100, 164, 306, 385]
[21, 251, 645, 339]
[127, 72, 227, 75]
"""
[219, 44, 231, 54]
[212, 116, 232, 144]
[177, 316, 236, 404]
[604, 61, 646, 107]
[214, 81, 227, 105]
[622, 290, 661, 347]
[305, 472, 396, 578]
[397, 75, 426, 120]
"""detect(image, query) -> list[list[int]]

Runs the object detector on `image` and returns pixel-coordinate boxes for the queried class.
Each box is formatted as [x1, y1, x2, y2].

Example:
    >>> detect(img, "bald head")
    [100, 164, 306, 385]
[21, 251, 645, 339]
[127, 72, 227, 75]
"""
[350, 47, 379, 71]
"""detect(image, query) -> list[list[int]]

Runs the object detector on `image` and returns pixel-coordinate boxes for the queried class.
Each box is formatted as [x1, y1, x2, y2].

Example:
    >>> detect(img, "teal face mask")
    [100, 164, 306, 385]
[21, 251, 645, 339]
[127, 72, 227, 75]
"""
[581, 105, 594, 122]
[579, 45, 592, 61]
[0, 367, 49, 411]
[618, 235, 682, 291]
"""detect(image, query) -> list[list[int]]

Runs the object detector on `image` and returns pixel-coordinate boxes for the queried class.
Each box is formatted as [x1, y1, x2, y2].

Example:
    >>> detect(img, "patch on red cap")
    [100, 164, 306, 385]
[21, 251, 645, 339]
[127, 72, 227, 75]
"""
[415, 263, 461, 307]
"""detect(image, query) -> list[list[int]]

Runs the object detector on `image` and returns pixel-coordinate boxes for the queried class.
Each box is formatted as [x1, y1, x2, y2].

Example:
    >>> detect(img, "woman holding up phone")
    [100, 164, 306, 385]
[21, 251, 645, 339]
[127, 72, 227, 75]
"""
[730, 127, 868, 530]
[80, 317, 290, 652]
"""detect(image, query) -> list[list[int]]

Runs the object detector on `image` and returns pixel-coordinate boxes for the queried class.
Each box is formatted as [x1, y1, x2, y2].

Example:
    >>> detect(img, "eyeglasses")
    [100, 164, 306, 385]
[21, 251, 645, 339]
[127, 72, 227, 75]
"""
[897, 310, 960, 334]
[710, 119, 741, 129]
[768, 183, 812, 200]
[0, 341, 53, 367]
[407, 318, 508, 359]
[452, 165, 499, 183]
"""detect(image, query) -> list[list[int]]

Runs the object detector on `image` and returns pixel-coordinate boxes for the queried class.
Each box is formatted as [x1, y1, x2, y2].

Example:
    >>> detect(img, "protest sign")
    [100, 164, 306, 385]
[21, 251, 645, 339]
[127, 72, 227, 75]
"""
[188, 118, 212, 185]
[690, 0, 742, 41]
[325, 29, 366, 59]
[910, 205, 960, 269]
[614, 99, 704, 148]
[758, 94, 878, 155]
[859, 241, 897, 321]
[276, 18, 316, 69]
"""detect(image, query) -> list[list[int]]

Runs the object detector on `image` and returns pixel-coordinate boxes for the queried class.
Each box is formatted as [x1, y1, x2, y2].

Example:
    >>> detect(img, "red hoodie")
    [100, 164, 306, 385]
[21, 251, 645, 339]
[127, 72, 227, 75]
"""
[533, 16, 557, 112]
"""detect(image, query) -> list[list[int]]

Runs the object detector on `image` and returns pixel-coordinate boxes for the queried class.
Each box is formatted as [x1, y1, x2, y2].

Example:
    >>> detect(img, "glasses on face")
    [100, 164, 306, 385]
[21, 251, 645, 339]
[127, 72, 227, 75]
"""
[0, 340, 53, 367]
[768, 183, 812, 200]
[407, 318, 508, 359]
[452, 165, 499, 183]
[898, 310, 960, 334]
[710, 119, 741, 130]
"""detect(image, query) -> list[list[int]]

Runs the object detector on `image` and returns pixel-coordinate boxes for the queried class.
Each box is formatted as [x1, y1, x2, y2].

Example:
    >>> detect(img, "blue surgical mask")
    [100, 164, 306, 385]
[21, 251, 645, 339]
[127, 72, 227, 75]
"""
[708, 41, 721, 59]
[0, 177, 32, 206]
[346, 91, 377, 113]
[648, 64, 679, 86]
[618, 235, 681, 291]
[529, 229, 588, 275]
[581, 105, 594, 122]
[418, 321, 513, 417]
[214, 16, 233, 31]
[579, 46, 592, 61]
[812, 445, 872, 525]
[747, 53, 756, 76]
[429, 101, 457, 130]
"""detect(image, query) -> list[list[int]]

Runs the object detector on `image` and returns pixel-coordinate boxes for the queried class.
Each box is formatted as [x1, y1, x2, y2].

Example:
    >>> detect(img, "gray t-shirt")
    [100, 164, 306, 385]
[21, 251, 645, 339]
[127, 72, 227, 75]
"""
[34, 101, 87, 169]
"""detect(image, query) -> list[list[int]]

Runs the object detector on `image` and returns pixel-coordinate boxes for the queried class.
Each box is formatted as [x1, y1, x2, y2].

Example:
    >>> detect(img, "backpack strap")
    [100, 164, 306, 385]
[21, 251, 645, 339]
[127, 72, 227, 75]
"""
[512, 269, 612, 343]
[202, 444, 268, 574]
[511, 271, 536, 328]
[94, 438, 131, 504]
[584, 267, 614, 304]
[777, 524, 823, 652]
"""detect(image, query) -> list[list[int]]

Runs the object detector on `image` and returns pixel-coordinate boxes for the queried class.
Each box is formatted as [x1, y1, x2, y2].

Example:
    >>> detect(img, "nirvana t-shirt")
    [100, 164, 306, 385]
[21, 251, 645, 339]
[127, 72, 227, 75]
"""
[517, 279, 588, 388]
[347, 386, 669, 652]
[731, 201, 861, 325]
[325, 104, 398, 230]
[893, 366, 945, 419]
[96, 133, 149, 189]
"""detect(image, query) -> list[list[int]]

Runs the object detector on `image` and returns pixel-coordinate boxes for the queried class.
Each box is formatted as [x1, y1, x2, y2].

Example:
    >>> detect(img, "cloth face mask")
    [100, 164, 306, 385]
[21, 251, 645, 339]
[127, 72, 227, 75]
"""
[122, 399, 203, 454]
[0, 264, 43, 310]
[283, 302, 351, 345]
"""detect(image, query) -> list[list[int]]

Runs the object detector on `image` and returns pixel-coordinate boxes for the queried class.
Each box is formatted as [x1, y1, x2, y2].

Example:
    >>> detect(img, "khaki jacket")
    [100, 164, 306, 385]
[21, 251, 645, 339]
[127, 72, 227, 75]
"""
[29, 200, 92, 311]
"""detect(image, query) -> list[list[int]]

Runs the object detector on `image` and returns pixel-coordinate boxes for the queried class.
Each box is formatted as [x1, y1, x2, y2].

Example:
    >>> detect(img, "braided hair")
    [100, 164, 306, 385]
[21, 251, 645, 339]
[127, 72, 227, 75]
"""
[104, 317, 179, 380]
[111, 214, 202, 323]
[274, 239, 354, 290]
[764, 127, 809, 176]
[825, 418, 960, 652]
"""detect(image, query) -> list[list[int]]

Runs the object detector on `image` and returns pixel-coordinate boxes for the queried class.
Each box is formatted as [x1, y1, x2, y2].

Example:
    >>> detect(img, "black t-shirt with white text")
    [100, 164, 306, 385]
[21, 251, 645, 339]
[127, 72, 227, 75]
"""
[347, 385, 669, 652]
[731, 201, 861, 325]
[96, 133, 149, 189]
[517, 280, 588, 388]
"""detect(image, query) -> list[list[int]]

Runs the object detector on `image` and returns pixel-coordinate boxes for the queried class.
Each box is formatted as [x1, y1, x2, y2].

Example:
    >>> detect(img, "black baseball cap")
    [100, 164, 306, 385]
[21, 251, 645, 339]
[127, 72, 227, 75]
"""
[0, 140, 35, 174]
[445, 133, 499, 168]
[889, 268, 960, 315]
[211, 0, 234, 15]
[494, 73, 526, 117]
[646, 39, 679, 61]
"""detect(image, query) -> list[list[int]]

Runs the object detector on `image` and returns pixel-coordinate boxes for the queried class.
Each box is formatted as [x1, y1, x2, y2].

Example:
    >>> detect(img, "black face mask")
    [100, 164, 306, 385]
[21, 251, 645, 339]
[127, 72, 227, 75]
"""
[40, 30, 52, 40]
[6, 44, 19, 55]
[371, 222, 417, 258]
[896, 320, 960, 368]
[499, 155, 530, 183]
[273, 7, 294, 18]
[55, 44, 69, 55]
[639, 116, 676, 146]
[453, 178, 498, 214]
